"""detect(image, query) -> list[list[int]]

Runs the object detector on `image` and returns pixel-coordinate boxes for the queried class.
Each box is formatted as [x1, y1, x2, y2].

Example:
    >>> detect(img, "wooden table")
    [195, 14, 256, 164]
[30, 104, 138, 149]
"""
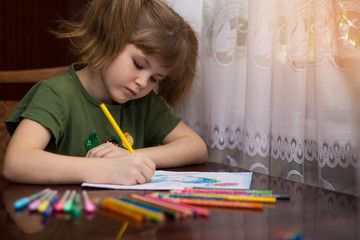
[0, 162, 358, 240]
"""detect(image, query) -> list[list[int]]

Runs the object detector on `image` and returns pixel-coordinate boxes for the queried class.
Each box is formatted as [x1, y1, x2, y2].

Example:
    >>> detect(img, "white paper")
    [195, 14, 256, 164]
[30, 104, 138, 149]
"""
[82, 170, 253, 190]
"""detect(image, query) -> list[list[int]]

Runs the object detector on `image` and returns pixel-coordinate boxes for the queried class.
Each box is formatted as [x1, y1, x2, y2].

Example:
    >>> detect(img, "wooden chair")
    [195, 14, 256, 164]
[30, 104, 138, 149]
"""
[0, 66, 68, 172]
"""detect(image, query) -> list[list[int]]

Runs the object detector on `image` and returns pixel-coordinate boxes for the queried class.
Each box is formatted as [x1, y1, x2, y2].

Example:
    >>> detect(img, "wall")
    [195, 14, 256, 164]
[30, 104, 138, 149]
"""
[0, 0, 88, 71]
[0, 0, 89, 100]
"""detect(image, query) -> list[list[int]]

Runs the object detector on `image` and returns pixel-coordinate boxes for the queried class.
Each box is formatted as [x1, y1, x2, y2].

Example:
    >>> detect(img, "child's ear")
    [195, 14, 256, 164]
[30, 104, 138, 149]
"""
[153, 84, 159, 94]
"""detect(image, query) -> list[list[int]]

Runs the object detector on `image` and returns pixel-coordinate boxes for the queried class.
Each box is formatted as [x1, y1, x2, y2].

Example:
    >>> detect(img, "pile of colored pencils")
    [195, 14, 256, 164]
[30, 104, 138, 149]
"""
[152, 188, 286, 210]
[101, 194, 209, 223]
[101, 189, 289, 223]
[14, 188, 289, 225]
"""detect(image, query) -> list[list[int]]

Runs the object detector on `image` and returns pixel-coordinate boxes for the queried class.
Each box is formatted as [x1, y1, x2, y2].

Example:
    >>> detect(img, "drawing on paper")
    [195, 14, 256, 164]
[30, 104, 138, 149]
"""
[82, 170, 253, 190]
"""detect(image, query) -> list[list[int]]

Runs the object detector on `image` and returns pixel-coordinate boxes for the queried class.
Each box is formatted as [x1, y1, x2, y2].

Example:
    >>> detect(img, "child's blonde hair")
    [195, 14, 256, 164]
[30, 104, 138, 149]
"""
[54, 0, 198, 107]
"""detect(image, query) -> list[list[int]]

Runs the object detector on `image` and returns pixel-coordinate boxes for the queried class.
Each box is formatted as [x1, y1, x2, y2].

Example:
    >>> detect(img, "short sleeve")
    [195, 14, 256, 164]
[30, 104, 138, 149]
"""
[142, 92, 181, 147]
[5, 80, 70, 145]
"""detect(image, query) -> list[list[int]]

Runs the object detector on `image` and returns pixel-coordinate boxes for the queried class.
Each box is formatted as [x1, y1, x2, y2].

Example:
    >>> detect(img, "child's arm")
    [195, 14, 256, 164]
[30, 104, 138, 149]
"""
[138, 121, 208, 168]
[87, 121, 208, 168]
[3, 119, 155, 184]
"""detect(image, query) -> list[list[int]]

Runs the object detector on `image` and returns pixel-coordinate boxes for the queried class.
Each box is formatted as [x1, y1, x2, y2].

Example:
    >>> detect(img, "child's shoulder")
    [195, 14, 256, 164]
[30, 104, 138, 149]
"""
[42, 63, 83, 91]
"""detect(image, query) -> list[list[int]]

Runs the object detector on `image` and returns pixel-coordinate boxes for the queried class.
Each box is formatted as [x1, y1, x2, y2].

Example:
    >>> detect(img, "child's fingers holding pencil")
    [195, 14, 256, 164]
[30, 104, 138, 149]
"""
[86, 143, 128, 158]
[137, 164, 155, 184]
[128, 154, 155, 184]
[103, 146, 129, 158]
[94, 153, 155, 185]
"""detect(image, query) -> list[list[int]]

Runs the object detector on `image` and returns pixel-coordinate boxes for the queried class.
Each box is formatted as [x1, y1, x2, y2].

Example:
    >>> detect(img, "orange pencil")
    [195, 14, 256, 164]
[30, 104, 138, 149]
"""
[166, 197, 264, 210]
[101, 199, 144, 223]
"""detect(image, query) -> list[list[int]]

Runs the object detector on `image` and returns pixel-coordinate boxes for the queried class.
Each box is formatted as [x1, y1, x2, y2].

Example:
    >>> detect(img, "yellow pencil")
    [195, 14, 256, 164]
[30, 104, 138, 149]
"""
[100, 103, 134, 153]
[186, 193, 276, 203]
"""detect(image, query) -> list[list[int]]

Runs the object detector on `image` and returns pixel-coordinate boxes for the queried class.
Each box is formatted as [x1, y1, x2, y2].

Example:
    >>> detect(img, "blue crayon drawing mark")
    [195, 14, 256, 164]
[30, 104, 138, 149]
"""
[182, 177, 218, 184]
[148, 174, 167, 183]
[149, 175, 219, 184]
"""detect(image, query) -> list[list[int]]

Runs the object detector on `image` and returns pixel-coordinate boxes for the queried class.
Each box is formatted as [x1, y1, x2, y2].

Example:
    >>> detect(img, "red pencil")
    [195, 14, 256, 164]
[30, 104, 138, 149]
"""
[143, 194, 209, 217]
[129, 194, 194, 218]
[164, 197, 264, 210]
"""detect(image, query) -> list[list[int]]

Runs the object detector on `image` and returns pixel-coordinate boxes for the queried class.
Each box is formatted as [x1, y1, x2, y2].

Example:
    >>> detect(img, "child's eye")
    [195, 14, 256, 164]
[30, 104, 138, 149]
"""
[150, 77, 157, 84]
[133, 60, 143, 70]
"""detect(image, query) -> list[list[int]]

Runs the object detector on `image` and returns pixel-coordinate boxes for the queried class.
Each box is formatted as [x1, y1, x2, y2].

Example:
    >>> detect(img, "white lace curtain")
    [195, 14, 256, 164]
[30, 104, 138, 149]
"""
[168, 0, 360, 195]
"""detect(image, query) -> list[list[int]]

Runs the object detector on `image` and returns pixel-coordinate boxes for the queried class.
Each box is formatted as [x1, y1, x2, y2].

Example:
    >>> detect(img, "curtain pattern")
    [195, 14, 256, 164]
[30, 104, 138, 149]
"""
[167, 0, 360, 195]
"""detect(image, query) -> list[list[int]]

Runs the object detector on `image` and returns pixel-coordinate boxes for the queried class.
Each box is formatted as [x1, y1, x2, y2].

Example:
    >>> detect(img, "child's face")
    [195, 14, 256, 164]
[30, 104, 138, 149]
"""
[100, 44, 168, 104]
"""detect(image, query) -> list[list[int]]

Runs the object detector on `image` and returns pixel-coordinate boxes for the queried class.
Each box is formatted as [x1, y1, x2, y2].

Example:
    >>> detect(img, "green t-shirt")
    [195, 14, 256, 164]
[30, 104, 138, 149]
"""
[5, 63, 181, 157]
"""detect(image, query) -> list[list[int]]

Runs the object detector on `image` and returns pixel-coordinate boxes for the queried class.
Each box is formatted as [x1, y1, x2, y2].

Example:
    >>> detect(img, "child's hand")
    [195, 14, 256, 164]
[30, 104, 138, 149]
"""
[85, 143, 155, 185]
[85, 143, 129, 158]
[91, 152, 156, 185]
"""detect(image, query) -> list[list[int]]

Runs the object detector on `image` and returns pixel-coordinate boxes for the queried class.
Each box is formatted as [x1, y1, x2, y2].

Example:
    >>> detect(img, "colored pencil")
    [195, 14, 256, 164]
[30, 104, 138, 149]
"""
[101, 209, 143, 228]
[37, 190, 58, 213]
[179, 189, 265, 194]
[100, 103, 134, 153]
[142, 194, 209, 217]
[154, 193, 276, 204]
[116, 221, 129, 239]
[42, 194, 61, 218]
[63, 190, 76, 212]
[120, 198, 164, 214]
[82, 190, 96, 213]
[113, 197, 165, 221]
[173, 189, 289, 200]
[14, 188, 50, 210]
[127, 194, 193, 219]
[109, 197, 165, 222]
[54, 190, 71, 212]
[101, 200, 144, 223]
[28, 190, 54, 212]
[161, 197, 264, 210]
[188, 187, 273, 194]
[72, 193, 82, 217]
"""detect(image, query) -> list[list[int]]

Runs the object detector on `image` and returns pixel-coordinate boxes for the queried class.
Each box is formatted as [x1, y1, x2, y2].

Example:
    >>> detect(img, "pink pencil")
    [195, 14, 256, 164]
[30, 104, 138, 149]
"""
[172, 189, 250, 195]
[82, 190, 96, 214]
[144, 194, 209, 217]
[126, 194, 190, 219]
[28, 190, 53, 212]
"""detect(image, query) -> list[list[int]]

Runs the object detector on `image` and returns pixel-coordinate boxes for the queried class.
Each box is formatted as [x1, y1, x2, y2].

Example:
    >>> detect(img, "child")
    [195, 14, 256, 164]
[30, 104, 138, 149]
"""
[3, 0, 208, 185]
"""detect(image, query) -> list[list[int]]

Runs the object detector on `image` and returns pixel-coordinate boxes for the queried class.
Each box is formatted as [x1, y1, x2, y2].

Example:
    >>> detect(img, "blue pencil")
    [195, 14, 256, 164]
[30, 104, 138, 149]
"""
[110, 197, 165, 222]
[115, 197, 163, 213]
[42, 194, 61, 218]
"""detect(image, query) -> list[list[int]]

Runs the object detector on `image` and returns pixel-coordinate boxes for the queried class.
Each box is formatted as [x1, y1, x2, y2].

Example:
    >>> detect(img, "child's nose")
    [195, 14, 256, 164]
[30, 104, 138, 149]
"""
[135, 73, 149, 88]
